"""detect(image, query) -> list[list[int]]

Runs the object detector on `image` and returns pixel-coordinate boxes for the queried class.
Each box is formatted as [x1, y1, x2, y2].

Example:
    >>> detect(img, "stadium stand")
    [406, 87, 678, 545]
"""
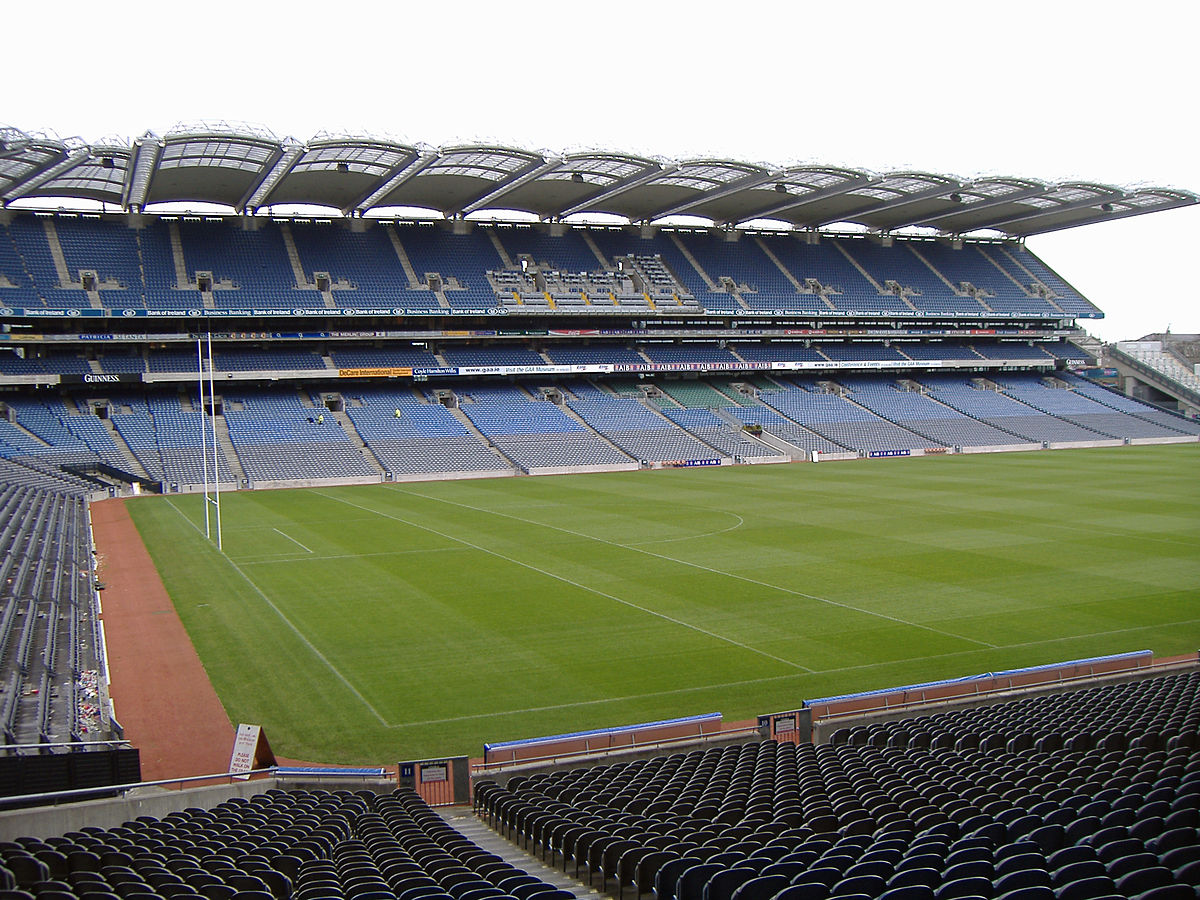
[0, 477, 116, 749]
[0, 128, 1197, 808]
[473, 670, 1200, 900]
[458, 385, 634, 472]
[222, 391, 375, 483]
[0, 666, 1197, 899]
[344, 388, 514, 477]
[1116, 342, 1200, 395]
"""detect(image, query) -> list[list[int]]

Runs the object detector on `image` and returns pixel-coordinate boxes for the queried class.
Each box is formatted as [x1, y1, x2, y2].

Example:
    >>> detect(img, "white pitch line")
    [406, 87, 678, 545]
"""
[626, 512, 746, 546]
[163, 497, 391, 726]
[385, 486, 998, 650]
[272, 528, 313, 553]
[315, 490, 812, 673]
[240, 546, 468, 566]
[383, 616, 1200, 729]
[164, 498, 205, 537]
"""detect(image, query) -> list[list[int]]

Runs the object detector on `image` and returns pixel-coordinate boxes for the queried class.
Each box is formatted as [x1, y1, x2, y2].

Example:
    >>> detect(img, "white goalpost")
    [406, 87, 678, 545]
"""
[197, 332, 223, 550]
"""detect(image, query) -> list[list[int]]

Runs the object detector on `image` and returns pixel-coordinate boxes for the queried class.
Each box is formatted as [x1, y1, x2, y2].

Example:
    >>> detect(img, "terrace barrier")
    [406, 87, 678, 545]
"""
[793, 650, 1184, 744]
[480, 712, 724, 768]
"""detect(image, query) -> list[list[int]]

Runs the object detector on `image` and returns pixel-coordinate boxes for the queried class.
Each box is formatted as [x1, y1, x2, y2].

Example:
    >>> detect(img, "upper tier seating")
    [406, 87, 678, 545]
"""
[757, 234, 886, 315]
[2, 214, 1101, 320]
[840, 239, 975, 317]
[5, 217, 93, 309]
[55, 215, 146, 305]
[590, 230, 738, 313]
[495, 226, 601, 275]
[671, 232, 830, 315]
[397, 224, 500, 309]
[176, 219, 316, 309]
[915, 242, 1055, 317]
[1003, 246, 1101, 317]
[0, 221, 40, 305]
[288, 220, 408, 305]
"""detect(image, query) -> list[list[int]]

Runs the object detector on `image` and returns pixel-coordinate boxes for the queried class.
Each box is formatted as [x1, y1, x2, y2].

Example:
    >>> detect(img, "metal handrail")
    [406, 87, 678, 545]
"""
[1, 739, 131, 752]
[0, 767, 276, 809]
[471, 723, 761, 776]
[811, 656, 1194, 725]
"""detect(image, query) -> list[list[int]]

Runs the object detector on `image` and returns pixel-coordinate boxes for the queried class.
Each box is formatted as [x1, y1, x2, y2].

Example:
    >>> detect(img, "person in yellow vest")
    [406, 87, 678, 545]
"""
[317, 413, 324, 425]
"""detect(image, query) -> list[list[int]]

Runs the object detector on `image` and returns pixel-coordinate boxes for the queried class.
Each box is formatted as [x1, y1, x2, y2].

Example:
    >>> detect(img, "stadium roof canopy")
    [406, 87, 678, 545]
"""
[1, 124, 1196, 237]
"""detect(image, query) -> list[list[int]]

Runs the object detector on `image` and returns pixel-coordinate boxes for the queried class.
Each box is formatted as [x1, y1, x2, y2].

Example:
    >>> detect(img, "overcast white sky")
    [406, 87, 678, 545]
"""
[5, 1, 1196, 342]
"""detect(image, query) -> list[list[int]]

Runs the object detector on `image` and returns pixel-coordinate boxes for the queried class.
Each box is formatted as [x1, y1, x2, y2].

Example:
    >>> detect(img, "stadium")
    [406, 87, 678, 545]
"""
[0, 116, 1198, 900]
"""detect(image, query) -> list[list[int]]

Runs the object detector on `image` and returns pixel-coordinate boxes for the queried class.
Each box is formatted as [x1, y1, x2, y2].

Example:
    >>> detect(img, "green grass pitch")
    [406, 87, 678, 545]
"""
[125, 444, 1200, 765]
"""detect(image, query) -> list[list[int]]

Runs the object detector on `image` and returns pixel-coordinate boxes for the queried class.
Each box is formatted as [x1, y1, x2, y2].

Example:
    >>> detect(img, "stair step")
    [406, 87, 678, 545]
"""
[438, 809, 599, 899]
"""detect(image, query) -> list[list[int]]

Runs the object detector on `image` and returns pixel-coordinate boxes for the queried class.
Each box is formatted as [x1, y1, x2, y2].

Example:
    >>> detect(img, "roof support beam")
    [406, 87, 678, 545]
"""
[1, 149, 90, 203]
[459, 157, 565, 216]
[351, 152, 442, 213]
[124, 136, 161, 211]
[447, 155, 549, 217]
[738, 174, 879, 224]
[807, 179, 962, 230]
[1011, 192, 1200, 236]
[243, 142, 305, 212]
[984, 188, 1126, 233]
[342, 147, 421, 215]
[556, 164, 675, 219]
[648, 170, 779, 220]
[910, 182, 1048, 230]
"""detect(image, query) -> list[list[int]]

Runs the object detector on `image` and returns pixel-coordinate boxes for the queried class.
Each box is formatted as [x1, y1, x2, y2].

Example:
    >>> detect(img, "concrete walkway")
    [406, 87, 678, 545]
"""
[438, 806, 603, 899]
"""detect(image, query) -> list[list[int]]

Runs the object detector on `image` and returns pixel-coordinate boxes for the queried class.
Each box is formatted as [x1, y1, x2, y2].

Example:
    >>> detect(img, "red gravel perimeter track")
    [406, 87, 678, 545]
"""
[92, 498, 236, 781]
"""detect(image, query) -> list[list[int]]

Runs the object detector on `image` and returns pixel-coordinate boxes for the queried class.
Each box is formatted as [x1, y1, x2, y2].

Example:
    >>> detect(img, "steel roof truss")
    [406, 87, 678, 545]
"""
[460, 157, 566, 216]
[125, 137, 161, 210]
[352, 151, 442, 214]
[243, 142, 305, 211]
[985, 184, 1126, 232]
[909, 180, 1048, 231]
[648, 169, 782, 221]
[556, 163, 673, 219]
[744, 173, 881, 224]
[2, 148, 91, 203]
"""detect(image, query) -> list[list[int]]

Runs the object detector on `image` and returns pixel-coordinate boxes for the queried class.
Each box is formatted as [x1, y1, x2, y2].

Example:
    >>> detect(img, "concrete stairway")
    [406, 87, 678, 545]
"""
[101, 420, 152, 479]
[212, 415, 247, 484]
[438, 808, 599, 900]
[331, 408, 387, 475]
